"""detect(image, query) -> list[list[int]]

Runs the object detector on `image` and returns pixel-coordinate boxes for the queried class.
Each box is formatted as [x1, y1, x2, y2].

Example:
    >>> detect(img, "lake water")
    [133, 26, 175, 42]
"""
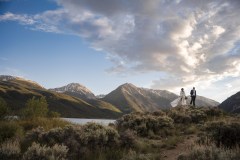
[62, 118, 116, 125]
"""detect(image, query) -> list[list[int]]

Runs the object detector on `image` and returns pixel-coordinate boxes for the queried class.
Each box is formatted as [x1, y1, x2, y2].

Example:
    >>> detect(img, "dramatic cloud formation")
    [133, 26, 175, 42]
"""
[1, 0, 240, 101]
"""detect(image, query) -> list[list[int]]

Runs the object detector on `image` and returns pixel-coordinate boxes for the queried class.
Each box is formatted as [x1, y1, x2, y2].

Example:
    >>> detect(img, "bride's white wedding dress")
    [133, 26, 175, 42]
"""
[171, 90, 187, 107]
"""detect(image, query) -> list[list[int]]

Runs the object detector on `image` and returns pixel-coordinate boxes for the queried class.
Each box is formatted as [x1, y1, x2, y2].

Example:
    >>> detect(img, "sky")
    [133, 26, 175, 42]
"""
[0, 0, 240, 103]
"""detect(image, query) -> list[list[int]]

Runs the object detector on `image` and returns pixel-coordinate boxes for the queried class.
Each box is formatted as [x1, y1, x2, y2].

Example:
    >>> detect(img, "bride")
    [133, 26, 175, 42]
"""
[171, 88, 187, 107]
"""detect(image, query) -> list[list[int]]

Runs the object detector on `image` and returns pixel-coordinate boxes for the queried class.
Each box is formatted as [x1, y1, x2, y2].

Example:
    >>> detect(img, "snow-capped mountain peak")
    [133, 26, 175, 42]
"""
[49, 83, 96, 99]
[64, 83, 92, 93]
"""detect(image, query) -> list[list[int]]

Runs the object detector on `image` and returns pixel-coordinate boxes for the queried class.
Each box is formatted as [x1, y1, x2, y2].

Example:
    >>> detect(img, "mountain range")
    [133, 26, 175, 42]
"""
[102, 83, 219, 113]
[49, 83, 95, 100]
[50, 83, 121, 113]
[0, 75, 227, 118]
[0, 75, 121, 118]
[102, 83, 178, 113]
[219, 91, 240, 113]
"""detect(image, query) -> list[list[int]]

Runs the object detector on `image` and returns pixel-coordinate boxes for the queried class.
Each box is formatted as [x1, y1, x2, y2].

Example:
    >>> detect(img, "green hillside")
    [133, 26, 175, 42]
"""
[0, 78, 122, 118]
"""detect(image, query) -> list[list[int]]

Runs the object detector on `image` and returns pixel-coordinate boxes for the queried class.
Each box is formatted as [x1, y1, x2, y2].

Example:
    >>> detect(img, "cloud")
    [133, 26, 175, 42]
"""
[1, 0, 240, 101]
[0, 12, 36, 25]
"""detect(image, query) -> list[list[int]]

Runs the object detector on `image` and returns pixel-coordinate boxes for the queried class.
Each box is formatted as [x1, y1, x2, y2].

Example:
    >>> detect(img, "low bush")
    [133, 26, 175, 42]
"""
[47, 111, 60, 118]
[120, 129, 137, 148]
[23, 142, 68, 160]
[184, 125, 198, 134]
[0, 98, 8, 119]
[116, 112, 173, 137]
[168, 107, 207, 124]
[188, 109, 207, 123]
[0, 121, 22, 143]
[80, 122, 120, 149]
[0, 139, 21, 160]
[206, 121, 240, 149]
[204, 107, 224, 118]
[152, 110, 166, 117]
[121, 150, 159, 160]
[83, 149, 125, 160]
[178, 145, 240, 160]
[162, 136, 182, 149]
[168, 110, 191, 124]
[19, 117, 70, 131]
[23, 123, 120, 159]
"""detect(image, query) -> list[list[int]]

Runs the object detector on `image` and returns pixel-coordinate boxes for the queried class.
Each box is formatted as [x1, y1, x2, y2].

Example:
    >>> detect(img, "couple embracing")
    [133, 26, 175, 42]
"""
[171, 87, 196, 107]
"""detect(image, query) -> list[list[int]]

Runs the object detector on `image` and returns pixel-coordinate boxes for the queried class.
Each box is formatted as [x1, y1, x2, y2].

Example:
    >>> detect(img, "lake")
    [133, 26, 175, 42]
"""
[62, 118, 116, 125]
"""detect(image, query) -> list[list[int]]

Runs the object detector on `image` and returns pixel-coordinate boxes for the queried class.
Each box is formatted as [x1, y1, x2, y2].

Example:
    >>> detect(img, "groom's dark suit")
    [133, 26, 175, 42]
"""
[190, 89, 196, 106]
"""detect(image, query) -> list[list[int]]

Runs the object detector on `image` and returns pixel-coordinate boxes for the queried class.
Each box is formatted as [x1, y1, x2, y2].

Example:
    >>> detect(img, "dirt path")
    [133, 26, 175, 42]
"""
[161, 135, 197, 160]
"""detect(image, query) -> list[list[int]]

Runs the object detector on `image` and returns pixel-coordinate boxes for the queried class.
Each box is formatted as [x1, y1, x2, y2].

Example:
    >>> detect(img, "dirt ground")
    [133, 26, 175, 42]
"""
[161, 135, 197, 160]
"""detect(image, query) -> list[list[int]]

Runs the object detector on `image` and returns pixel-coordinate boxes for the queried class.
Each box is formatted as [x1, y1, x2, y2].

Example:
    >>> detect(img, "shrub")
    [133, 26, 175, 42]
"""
[21, 97, 48, 119]
[178, 145, 240, 160]
[152, 110, 166, 117]
[120, 129, 137, 148]
[204, 107, 224, 117]
[0, 122, 22, 143]
[84, 149, 126, 160]
[121, 150, 155, 160]
[0, 139, 21, 160]
[168, 110, 191, 124]
[23, 126, 77, 154]
[19, 117, 69, 131]
[23, 123, 120, 159]
[206, 121, 240, 149]
[116, 112, 173, 137]
[184, 125, 198, 134]
[0, 98, 8, 119]
[23, 142, 68, 160]
[22, 127, 45, 149]
[47, 111, 60, 118]
[162, 136, 182, 149]
[80, 123, 120, 150]
[168, 107, 207, 124]
[188, 109, 207, 123]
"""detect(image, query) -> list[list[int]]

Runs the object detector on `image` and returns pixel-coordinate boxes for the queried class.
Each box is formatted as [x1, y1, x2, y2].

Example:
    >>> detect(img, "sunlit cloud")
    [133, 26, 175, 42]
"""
[0, 0, 240, 101]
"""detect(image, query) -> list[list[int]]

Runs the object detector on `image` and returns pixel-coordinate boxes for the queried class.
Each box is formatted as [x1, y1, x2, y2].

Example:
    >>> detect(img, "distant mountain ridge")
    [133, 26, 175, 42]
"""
[187, 95, 219, 107]
[103, 83, 178, 113]
[0, 75, 122, 118]
[0, 75, 221, 118]
[49, 83, 121, 113]
[219, 91, 240, 113]
[103, 83, 220, 113]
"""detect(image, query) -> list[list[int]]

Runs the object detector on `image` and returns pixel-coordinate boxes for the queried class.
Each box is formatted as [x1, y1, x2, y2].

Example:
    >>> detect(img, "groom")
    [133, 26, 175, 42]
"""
[190, 87, 196, 106]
